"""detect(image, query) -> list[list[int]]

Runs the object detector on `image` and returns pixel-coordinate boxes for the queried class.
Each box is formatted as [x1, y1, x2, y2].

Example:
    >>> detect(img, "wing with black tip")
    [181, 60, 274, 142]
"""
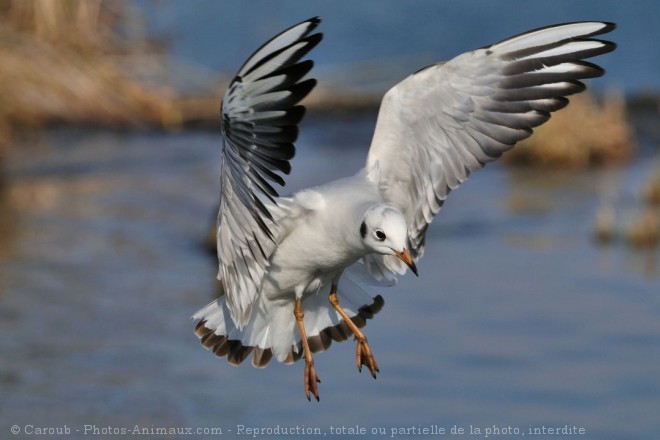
[217, 17, 322, 327]
[364, 22, 616, 281]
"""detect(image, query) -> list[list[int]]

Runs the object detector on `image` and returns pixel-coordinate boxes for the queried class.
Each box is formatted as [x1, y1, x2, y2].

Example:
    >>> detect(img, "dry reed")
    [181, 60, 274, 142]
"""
[504, 91, 636, 168]
[0, 0, 180, 152]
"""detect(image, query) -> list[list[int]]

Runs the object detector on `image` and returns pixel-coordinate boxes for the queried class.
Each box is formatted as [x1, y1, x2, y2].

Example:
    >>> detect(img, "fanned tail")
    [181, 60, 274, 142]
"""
[192, 278, 384, 368]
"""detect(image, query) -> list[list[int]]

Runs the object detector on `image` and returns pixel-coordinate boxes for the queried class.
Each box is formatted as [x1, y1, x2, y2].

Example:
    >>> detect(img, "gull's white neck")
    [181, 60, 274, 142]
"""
[283, 171, 382, 271]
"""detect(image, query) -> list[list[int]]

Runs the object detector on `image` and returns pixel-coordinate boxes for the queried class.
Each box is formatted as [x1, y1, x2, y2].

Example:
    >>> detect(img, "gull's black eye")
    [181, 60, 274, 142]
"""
[375, 230, 386, 241]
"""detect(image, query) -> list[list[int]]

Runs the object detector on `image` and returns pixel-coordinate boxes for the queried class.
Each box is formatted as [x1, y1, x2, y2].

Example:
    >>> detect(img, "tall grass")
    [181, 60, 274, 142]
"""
[0, 0, 180, 152]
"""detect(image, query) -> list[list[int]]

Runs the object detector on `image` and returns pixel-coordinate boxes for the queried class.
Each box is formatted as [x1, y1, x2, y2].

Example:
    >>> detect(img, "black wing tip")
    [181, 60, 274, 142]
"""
[491, 21, 617, 50]
[259, 58, 316, 91]
[596, 21, 617, 35]
[234, 16, 322, 79]
[221, 19, 322, 236]
[304, 31, 324, 51]
[305, 16, 322, 27]
[296, 17, 324, 49]
[282, 17, 323, 47]
[299, 77, 318, 96]
[594, 38, 617, 55]
[533, 20, 617, 37]
[280, 78, 318, 108]
[241, 29, 322, 81]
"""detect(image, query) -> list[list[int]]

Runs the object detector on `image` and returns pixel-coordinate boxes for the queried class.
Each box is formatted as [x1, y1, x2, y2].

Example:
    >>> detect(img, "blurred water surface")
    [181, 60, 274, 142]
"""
[136, 0, 660, 94]
[1, 2, 660, 438]
[0, 113, 658, 438]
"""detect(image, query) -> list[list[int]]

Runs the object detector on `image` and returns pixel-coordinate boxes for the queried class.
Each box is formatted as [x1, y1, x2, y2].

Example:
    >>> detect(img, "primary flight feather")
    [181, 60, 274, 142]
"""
[193, 17, 616, 400]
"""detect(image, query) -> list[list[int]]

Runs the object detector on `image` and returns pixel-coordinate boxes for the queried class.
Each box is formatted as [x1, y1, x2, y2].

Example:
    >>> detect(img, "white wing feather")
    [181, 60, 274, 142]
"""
[216, 18, 322, 328]
[364, 21, 616, 281]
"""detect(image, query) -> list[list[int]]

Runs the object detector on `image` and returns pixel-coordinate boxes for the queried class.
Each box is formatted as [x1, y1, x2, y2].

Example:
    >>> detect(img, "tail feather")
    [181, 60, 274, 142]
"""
[192, 280, 384, 368]
[252, 347, 274, 368]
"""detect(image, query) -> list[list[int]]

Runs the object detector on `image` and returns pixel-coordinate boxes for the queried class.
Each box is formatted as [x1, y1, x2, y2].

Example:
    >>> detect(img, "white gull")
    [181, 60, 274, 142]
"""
[193, 17, 616, 400]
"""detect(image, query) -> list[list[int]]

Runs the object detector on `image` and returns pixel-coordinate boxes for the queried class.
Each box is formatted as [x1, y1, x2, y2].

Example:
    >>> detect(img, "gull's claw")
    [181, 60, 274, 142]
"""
[304, 361, 321, 401]
[355, 337, 379, 379]
[329, 290, 380, 379]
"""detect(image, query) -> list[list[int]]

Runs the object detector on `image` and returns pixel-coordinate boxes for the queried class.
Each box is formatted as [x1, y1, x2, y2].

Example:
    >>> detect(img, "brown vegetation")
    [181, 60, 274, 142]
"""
[0, 0, 180, 152]
[0, 0, 639, 175]
[504, 91, 636, 168]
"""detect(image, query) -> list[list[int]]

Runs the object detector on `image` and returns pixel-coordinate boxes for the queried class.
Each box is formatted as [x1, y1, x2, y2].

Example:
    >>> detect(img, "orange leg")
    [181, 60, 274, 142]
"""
[294, 298, 321, 401]
[328, 284, 379, 378]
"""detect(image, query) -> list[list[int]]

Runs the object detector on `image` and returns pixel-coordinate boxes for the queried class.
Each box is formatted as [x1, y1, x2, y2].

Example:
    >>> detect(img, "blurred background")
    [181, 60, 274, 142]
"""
[1, 1, 658, 439]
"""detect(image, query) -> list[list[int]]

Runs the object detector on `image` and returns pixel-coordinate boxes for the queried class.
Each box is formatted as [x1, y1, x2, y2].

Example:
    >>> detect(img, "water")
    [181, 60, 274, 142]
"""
[136, 0, 660, 94]
[2, 2, 660, 438]
[0, 114, 658, 438]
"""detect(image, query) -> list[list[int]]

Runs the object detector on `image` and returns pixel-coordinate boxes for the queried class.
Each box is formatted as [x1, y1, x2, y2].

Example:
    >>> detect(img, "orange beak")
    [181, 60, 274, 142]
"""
[394, 248, 418, 277]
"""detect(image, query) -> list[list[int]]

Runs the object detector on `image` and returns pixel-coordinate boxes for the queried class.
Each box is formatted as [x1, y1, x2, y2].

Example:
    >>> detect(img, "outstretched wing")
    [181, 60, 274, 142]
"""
[217, 17, 322, 328]
[364, 22, 616, 280]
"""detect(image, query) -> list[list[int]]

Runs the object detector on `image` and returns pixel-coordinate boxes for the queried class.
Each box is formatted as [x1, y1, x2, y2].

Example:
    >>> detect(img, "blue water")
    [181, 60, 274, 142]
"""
[0, 117, 658, 438]
[136, 0, 660, 94]
[1, 2, 660, 439]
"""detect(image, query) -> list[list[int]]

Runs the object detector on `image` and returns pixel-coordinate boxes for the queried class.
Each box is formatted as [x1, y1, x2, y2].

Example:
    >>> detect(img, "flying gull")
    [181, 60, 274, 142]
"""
[193, 17, 616, 400]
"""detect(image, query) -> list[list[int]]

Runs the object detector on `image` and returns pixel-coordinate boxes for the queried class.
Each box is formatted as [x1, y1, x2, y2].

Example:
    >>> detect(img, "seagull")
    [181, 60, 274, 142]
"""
[193, 17, 616, 400]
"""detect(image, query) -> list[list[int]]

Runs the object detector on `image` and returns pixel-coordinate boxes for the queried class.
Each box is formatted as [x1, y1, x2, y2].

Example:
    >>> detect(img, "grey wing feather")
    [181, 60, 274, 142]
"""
[217, 18, 322, 328]
[364, 21, 616, 281]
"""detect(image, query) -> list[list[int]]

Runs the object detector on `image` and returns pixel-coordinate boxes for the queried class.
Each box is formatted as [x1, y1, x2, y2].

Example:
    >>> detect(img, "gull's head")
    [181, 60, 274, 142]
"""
[360, 204, 418, 276]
